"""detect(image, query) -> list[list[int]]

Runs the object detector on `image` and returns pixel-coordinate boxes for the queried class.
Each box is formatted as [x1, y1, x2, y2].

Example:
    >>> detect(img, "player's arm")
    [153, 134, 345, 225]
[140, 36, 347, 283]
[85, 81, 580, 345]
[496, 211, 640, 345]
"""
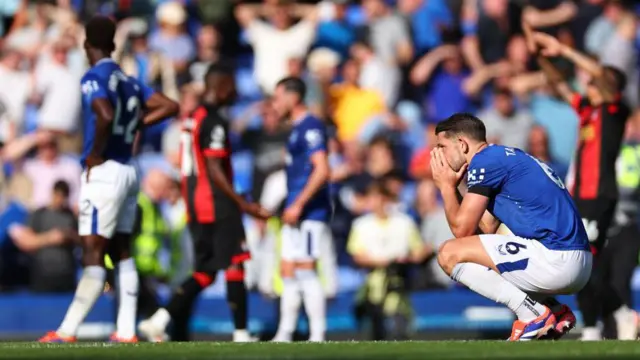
[455, 187, 500, 234]
[136, 80, 179, 126]
[441, 186, 491, 238]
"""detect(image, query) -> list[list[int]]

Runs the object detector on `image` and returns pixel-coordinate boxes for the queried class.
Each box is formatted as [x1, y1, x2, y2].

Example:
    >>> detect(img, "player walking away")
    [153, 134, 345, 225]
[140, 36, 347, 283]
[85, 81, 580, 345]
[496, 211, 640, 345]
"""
[270, 77, 332, 342]
[39, 16, 179, 343]
[431, 113, 592, 341]
[526, 24, 638, 340]
[138, 62, 270, 343]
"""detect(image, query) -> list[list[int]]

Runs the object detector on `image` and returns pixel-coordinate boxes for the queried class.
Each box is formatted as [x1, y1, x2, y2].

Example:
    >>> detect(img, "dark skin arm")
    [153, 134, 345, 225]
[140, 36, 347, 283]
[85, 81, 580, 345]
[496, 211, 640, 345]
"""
[85, 98, 114, 177]
[206, 157, 271, 219]
[142, 92, 180, 126]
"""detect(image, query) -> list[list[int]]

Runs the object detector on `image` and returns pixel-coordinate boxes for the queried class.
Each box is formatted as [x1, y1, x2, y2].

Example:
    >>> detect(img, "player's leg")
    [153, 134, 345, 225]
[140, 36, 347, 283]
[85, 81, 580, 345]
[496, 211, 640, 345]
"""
[40, 163, 128, 342]
[272, 225, 303, 342]
[295, 221, 326, 342]
[437, 235, 555, 340]
[602, 223, 639, 340]
[226, 263, 252, 342]
[139, 222, 216, 342]
[109, 182, 141, 342]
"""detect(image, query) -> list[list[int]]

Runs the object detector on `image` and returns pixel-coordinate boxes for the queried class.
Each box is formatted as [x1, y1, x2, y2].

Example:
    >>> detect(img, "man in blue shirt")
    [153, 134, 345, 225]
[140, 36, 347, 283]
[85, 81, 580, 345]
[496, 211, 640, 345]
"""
[430, 113, 591, 341]
[40, 16, 178, 343]
[271, 77, 332, 342]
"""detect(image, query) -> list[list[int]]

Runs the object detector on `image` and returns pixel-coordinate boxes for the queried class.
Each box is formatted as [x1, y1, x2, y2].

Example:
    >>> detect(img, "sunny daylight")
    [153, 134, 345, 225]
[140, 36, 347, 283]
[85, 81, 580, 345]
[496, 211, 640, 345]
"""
[1, 0, 640, 359]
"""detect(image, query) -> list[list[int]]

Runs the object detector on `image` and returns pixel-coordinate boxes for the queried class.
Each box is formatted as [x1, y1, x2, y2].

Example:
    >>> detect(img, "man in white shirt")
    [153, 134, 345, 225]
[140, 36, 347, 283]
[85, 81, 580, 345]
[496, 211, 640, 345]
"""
[350, 37, 400, 108]
[236, 2, 318, 94]
[34, 41, 81, 133]
[0, 47, 32, 143]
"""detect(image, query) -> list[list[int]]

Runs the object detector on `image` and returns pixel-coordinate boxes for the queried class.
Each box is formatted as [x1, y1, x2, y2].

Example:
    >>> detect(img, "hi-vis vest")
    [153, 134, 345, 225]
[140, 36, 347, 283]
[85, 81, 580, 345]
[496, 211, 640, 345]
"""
[617, 144, 640, 191]
[105, 193, 168, 276]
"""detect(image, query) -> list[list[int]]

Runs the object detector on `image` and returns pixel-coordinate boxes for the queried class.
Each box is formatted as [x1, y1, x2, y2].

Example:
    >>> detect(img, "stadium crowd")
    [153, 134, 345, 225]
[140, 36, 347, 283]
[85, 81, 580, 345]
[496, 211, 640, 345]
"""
[1, 0, 640, 340]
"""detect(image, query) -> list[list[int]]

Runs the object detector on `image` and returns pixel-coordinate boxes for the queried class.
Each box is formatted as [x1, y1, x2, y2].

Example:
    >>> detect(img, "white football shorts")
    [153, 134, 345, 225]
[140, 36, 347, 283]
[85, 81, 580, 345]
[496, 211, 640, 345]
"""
[78, 160, 139, 238]
[281, 220, 331, 262]
[479, 234, 592, 295]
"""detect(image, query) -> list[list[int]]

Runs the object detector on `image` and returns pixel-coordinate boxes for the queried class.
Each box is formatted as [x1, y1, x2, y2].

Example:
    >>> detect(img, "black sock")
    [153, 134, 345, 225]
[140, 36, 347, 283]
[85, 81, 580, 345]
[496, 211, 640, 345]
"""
[226, 277, 248, 331]
[166, 276, 207, 319]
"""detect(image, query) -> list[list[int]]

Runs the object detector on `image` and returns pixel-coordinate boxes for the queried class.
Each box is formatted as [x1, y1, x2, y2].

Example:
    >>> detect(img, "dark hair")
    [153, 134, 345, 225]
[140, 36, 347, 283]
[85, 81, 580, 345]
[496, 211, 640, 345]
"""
[276, 76, 306, 102]
[369, 134, 393, 151]
[435, 113, 487, 142]
[367, 179, 394, 199]
[206, 60, 236, 78]
[53, 180, 70, 198]
[85, 16, 116, 53]
[381, 168, 406, 183]
[603, 65, 627, 93]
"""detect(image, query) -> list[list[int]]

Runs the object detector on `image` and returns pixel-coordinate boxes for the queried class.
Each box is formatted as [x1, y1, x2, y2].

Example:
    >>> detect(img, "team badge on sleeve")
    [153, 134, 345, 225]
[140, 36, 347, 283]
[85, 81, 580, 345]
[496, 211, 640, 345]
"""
[305, 129, 323, 148]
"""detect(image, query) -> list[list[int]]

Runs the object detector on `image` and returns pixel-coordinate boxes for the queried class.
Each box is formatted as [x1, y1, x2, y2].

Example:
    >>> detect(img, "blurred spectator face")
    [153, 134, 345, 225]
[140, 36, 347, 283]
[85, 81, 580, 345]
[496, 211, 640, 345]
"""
[37, 137, 58, 163]
[144, 169, 171, 203]
[494, 91, 514, 117]
[507, 35, 528, 67]
[384, 176, 404, 199]
[270, 5, 292, 30]
[416, 179, 438, 216]
[604, 2, 624, 22]
[528, 126, 550, 159]
[442, 48, 463, 74]
[50, 184, 69, 210]
[436, 132, 467, 172]
[557, 28, 575, 48]
[482, 0, 508, 19]
[131, 35, 148, 53]
[362, 0, 386, 19]
[397, 0, 424, 14]
[586, 77, 604, 105]
[0, 50, 22, 70]
[367, 184, 390, 215]
[167, 180, 182, 204]
[198, 25, 219, 50]
[262, 100, 280, 132]
[350, 43, 370, 63]
[179, 86, 200, 118]
[51, 43, 68, 65]
[342, 60, 360, 85]
[367, 141, 394, 176]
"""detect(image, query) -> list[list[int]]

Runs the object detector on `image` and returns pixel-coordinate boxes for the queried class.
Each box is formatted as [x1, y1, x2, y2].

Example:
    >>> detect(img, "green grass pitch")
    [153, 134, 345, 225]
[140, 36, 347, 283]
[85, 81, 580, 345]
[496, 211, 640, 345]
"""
[1, 341, 640, 360]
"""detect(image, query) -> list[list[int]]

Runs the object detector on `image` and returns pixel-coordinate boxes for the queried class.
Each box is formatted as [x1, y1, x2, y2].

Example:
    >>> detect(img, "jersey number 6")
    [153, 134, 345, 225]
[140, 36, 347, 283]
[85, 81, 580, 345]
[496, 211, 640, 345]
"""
[113, 96, 141, 144]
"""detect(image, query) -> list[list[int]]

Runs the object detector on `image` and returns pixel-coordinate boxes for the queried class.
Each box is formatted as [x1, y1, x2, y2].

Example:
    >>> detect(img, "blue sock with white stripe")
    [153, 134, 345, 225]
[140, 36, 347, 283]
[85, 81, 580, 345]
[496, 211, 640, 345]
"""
[451, 263, 544, 322]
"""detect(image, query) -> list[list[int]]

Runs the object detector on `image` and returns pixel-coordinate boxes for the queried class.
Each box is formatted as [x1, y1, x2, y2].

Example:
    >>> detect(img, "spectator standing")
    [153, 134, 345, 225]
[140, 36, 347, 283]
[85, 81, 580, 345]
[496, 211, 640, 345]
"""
[0, 47, 32, 143]
[348, 181, 428, 340]
[149, 1, 195, 75]
[315, 0, 355, 60]
[9, 180, 78, 293]
[236, 1, 318, 94]
[478, 88, 533, 149]
[360, 0, 413, 67]
[350, 37, 400, 108]
[22, 134, 81, 210]
[34, 40, 81, 134]
[182, 24, 221, 91]
[117, 18, 178, 101]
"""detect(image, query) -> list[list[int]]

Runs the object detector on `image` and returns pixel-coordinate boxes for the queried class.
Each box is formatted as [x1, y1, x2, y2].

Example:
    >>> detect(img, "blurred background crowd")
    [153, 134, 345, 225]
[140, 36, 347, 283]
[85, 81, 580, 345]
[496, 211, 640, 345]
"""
[1, 0, 640, 339]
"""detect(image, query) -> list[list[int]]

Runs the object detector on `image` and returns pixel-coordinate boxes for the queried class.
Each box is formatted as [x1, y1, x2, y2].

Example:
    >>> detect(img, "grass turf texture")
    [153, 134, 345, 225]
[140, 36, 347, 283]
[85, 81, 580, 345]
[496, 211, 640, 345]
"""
[1, 341, 639, 360]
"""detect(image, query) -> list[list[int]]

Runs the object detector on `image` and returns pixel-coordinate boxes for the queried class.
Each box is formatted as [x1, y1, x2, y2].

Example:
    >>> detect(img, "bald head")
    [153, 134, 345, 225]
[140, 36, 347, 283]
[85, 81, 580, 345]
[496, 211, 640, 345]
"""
[143, 169, 171, 202]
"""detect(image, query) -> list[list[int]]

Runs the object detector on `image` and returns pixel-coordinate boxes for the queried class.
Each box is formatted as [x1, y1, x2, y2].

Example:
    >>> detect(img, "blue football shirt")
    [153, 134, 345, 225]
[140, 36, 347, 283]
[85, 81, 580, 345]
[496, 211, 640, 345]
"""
[467, 145, 589, 251]
[285, 114, 332, 222]
[80, 58, 155, 167]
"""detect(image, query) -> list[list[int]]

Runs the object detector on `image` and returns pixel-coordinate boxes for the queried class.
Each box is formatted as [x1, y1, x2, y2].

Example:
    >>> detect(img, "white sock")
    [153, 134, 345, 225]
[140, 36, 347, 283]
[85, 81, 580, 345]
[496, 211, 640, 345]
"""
[150, 308, 171, 331]
[58, 266, 106, 337]
[116, 258, 139, 338]
[274, 277, 301, 340]
[451, 263, 546, 322]
[296, 269, 326, 341]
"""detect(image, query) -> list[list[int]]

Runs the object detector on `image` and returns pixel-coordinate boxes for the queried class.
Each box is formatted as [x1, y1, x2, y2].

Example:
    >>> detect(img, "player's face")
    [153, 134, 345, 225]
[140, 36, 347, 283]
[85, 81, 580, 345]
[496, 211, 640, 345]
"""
[272, 85, 293, 121]
[436, 132, 467, 172]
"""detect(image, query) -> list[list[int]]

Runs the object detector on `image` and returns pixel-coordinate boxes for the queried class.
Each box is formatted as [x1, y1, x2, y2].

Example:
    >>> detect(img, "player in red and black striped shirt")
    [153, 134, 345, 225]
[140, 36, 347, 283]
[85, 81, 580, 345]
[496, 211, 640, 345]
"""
[139, 62, 270, 342]
[531, 28, 637, 340]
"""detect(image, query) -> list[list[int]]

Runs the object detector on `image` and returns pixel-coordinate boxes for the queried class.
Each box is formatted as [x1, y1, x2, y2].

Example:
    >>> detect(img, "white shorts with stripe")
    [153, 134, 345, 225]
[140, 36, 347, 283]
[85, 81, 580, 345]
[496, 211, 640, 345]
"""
[78, 160, 139, 238]
[479, 234, 592, 295]
[281, 220, 331, 262]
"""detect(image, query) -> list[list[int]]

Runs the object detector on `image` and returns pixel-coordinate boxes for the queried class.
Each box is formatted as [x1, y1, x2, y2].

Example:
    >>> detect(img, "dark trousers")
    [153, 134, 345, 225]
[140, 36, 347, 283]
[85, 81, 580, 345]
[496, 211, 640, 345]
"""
[577, 220, 640, 330]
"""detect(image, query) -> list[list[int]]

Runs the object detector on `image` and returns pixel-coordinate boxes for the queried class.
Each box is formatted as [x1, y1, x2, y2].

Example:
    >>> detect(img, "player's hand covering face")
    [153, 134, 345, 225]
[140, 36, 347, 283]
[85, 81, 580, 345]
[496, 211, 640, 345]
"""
[430, 147, 467, 190]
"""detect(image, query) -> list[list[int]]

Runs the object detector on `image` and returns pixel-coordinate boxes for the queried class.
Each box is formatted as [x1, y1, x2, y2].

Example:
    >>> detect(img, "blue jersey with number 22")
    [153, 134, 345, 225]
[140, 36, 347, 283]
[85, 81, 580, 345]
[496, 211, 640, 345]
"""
[80, 58, 155, 167]
[467, 145, 589, 251]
